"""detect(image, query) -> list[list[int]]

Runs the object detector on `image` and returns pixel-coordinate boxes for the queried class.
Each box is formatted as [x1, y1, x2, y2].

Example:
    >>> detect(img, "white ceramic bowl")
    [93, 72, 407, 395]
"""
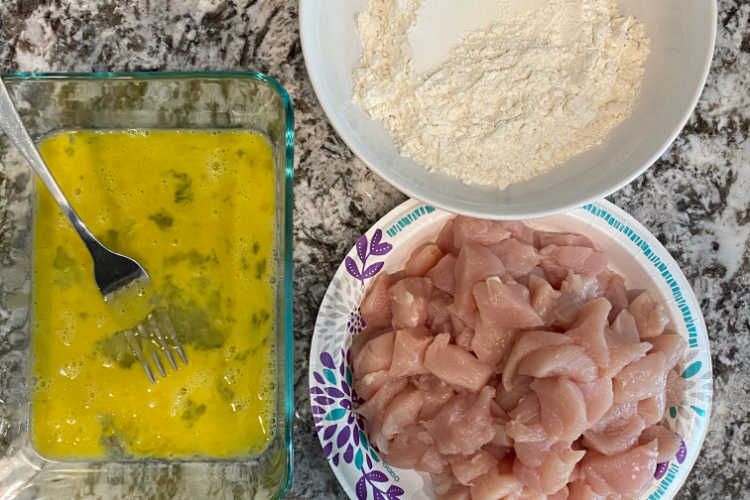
[310, 199, 712, 500]
[299, 1, 717, 219]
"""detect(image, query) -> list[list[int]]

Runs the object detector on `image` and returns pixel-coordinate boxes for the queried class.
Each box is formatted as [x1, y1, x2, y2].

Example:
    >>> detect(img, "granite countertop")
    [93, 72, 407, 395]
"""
[0, 1, 748, 498]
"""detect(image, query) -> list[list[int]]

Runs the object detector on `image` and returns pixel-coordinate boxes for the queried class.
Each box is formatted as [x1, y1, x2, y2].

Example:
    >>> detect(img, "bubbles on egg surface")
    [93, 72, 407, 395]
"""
[169, 386, 190, 417]
[230, 396, 249, 414]
[223, 366, 242, 386]
[35, 378, 52, 394]
[189, 370, 212, 389]
[204, 151, 228, 181]
[55, 327, 74, 346]
[224, 344, 238, 361]
[85, 385, 97, 404]
[59, 358, 83, 380]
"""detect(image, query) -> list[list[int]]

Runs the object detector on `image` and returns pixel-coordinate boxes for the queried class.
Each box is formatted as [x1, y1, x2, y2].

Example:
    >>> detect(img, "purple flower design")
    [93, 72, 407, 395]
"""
[346, 229, 392, 284]
[654, 439, 687, 480]
[311, 347, 402, 500]
[347, 309, 366, 336]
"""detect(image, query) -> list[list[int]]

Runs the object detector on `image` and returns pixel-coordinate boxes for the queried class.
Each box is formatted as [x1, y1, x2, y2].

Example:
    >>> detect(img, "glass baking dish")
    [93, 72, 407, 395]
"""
[0, 72, 294, 499]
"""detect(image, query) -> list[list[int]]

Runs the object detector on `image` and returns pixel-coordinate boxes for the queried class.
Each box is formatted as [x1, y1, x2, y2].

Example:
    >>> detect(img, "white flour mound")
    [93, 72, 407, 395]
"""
[352, 0, 650, 189]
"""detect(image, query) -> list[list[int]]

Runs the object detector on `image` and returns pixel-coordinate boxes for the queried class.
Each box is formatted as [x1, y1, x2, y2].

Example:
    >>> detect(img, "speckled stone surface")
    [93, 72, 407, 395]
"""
[0, 1, 748, 499]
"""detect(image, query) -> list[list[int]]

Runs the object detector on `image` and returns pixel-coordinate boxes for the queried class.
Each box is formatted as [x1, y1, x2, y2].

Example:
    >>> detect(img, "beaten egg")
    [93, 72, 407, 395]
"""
[31, 130, 276, 460]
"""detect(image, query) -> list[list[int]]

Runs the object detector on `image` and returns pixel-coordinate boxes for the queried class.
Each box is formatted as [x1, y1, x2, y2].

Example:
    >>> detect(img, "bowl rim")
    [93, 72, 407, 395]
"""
[1, 71, 296, 498]
[309, 198, 712, 500]
[298, 1, 718, 219]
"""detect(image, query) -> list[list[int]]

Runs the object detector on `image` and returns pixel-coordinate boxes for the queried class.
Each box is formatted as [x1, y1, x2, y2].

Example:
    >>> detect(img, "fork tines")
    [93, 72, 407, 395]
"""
[124, 309, 188, 383]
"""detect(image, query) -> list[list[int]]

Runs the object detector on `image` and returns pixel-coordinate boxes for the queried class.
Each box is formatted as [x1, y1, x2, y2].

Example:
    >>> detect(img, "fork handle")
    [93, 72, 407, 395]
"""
[0, 78, 100, 252]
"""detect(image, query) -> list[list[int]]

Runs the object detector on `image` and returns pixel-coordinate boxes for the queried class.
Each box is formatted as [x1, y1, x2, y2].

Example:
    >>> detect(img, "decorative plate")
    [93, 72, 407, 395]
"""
[309, 199, 712, 500]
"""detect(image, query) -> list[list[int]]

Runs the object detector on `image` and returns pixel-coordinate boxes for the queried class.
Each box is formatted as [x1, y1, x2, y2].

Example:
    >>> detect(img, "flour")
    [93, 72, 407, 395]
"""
[352, 0, 650, 189]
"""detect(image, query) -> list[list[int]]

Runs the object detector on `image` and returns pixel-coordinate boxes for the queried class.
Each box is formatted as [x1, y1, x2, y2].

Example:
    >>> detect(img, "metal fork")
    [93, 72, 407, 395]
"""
[124, 309, 188, 383]
[0, 79, 188, 382]
[0, 78, 148, 299]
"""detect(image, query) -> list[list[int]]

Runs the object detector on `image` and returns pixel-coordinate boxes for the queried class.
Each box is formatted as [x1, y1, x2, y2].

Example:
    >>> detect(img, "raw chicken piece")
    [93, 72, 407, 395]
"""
[502, 331, 573, 390]
[455, 328, 475, 351]
[513, 445, 586, 494]
[497, 376, 534, 412]
[506, 393, 547, 443]
[577, 377, 614, 425]
[589, 401, 638, 434]
[454, 242, 506, 314]
[470, 464, 524, 500]
[387, 423, 445, 473]
[471, 317, 515, 368]
[449, 304, 479, 333]
[424, 386, 496, 455]
[547, 485, 570, 500]
[582, 413, 645, 456]
[423, 333, 494, 392]
[513, 487, 548, 500]
[596, 271, 629, 321]
[406, 244, 444, 277]
[354, 370, 392, 400]
[413, 374, 456, 420]
[532, 378, 588, 442]
[560, 274, 600, 303]
[437, 219, 459, 255]
[427, 253, 457, 295]
[628, 291, 669, 338]
[357, 378, 409, 439]
[517, 344, 598, 383]
[536, 231, 595, 249]
[353, 330, 394, 379]
[497, 221, 536, 246]
[609, 309, 641, 345]
[514, 440, 552, 469]
[490, 239, 541, 278]
[580, 440, 658, 496]
[529, 275, 562, 324]
[421, 448, 449, 475]
[381, 387, 425, 444]
[489, 416, 514, 448]
[433, 471, 458, 496]
[490, 399, 509, 420]
[428, 290, 455, 335]
[566, 298, 612, 368]
[550, 274, 600, 328]
[349, 326, 389, 365]
[485, 443, 512, 461]
[648, 333, 687, 371]
[600, 341, 652, 379]
[540, 245, 607, 287]
[390, 277, 433, 329]
[390, 326, 432, 377]
[580, 252, 608, 278]
[612, 352, 667, 404]
[639, 425, 682, 462]
[450, 450, 498, 486]
[438, 485, 470, 500]
[567, 481, 604, 500]
[474, 277, 544, 330]
[638, 392, 666, 427]
[453, 216, 511, 248]
[450, 303, 479, 334]
[360, 272, 392, 329]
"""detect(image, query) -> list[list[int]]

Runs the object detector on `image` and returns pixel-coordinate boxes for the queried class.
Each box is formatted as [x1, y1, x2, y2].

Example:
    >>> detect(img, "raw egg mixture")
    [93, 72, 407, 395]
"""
[32, 130, 276, 460]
